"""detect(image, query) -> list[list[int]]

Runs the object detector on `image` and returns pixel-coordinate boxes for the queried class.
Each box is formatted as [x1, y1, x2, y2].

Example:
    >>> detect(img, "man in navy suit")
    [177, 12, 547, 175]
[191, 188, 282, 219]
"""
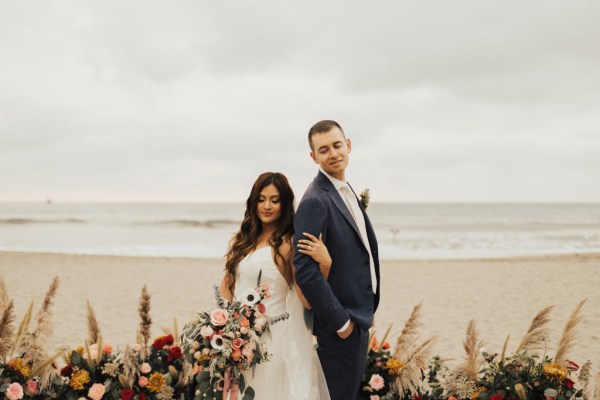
[293, 120, 380, 400]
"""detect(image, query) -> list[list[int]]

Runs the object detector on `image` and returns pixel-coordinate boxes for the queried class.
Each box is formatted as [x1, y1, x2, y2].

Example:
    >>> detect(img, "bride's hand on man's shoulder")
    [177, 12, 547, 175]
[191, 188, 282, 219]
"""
[297, 232, 332, 275]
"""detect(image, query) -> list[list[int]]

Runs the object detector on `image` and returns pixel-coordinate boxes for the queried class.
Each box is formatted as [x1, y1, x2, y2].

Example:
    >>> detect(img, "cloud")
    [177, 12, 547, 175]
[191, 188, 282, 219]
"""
[0, 0, 599, 201]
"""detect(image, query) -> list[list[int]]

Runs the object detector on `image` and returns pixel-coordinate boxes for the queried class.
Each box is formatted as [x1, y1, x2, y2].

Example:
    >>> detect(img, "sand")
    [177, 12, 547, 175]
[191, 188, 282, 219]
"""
[1, 251, 599, 367]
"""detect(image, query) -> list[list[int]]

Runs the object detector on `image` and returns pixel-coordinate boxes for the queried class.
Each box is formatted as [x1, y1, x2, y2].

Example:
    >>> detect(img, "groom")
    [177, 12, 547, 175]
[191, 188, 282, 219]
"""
[294, 120, 380, 400]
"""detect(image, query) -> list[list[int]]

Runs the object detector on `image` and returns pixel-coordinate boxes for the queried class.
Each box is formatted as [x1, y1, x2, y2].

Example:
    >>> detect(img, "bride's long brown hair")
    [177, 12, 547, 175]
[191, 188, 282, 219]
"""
[224, 172, 295, 294]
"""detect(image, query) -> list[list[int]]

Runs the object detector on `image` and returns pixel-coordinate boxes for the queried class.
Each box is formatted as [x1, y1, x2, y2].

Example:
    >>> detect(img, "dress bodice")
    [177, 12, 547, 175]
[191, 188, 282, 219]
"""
[234, 246, 289, 317]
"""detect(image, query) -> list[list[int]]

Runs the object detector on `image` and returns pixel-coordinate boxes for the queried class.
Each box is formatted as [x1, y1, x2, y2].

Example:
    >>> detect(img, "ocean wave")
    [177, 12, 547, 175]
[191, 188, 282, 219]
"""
[374, 221, 600, 232]
[149, 219, 240, 228]
[0, 218, 86, 225]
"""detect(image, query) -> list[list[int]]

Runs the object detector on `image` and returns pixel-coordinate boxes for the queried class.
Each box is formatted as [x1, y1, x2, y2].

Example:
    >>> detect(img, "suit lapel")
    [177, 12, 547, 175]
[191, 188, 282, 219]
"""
[316, 171, 363, 243]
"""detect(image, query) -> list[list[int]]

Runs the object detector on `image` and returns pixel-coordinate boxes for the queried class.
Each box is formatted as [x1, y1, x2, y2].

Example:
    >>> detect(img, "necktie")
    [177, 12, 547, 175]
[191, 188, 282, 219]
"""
[340, 185, 377, 294]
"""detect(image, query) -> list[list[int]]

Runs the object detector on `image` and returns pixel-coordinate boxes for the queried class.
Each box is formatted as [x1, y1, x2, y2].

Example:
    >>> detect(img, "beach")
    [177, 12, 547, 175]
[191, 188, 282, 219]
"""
[1, 251, 599, 367]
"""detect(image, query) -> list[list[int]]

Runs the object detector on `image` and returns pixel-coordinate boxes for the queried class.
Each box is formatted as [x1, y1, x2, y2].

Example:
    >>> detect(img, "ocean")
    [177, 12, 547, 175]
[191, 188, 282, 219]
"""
[1, 202, 600, 260]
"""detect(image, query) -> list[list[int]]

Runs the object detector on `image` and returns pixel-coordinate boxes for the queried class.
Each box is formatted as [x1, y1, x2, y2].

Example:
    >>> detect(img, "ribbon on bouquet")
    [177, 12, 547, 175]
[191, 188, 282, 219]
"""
[222, 368, 240, 400]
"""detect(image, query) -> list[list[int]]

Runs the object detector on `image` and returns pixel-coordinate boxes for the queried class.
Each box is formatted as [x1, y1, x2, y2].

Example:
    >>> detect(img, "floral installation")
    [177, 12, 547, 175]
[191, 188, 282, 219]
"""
[360, 188, 370, 209]
[2, 276, 599, 400]
[180, 270, 289, 400]
[358, 303, 439, 400]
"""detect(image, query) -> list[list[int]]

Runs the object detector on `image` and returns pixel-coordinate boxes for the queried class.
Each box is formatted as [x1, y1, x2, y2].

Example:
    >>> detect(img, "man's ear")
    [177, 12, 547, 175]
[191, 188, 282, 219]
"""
[346, 138, 352, 154]
[310, 151, 317, 163]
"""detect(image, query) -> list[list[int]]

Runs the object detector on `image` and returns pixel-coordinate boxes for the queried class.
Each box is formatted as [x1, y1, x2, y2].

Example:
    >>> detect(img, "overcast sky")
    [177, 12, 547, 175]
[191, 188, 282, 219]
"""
[1, 1, 599, 202]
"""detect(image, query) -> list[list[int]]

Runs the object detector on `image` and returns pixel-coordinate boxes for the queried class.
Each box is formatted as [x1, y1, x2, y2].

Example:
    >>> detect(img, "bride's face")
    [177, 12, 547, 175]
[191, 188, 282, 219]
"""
[256, 183, 282, 227]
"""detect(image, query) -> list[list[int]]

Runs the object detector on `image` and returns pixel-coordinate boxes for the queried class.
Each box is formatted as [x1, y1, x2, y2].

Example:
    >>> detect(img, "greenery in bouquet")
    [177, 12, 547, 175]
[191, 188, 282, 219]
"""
[116, 333, 188, 400]
[53, 341, 123, 400]
[112, 286, 189, 400]
[181, 270, 288, 400]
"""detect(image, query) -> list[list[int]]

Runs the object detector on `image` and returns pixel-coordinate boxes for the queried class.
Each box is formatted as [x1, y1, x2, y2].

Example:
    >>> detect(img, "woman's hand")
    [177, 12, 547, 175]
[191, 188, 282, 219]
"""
[297, 232, 331, 279]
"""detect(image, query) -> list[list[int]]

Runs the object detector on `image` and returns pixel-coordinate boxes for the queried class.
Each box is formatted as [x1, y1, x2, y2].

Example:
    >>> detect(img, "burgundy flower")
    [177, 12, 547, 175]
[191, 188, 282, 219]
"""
[167, 346, 183, 362]
[60, 363, 73, 376]
[258, 303, 266, 314]
[152, 337, 165, 350]
[164, 334, 174, 346]
[489, 394, 504, 400]
[138, 394, 148, 400]
[565, 378, 575, 389]
[120, 388, 134, 400]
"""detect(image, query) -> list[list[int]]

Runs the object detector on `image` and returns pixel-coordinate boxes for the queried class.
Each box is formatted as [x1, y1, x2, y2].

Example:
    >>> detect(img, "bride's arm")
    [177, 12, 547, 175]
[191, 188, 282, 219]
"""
[220, 273, 234, 304]
[291, 233, 332, 310]
[297, 232, 331, 280]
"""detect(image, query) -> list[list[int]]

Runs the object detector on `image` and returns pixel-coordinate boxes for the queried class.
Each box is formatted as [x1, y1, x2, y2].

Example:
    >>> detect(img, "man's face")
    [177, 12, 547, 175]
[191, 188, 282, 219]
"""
[310, 127, 352, 180]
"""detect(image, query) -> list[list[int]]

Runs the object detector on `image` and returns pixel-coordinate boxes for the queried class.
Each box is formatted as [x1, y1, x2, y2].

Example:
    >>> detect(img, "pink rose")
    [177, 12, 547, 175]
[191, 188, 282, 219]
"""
[210, 309, 229, 326]
[138, 376, 149, 388]
[255, 316, 267, 331]
[241, 345, 254, 359]
[102, 343, 113, 354]
[5, 383, 24, 400]
[140, 362, 152, 374]
[369, 374, 385, 390]
[132, 343, 142, 352]
[25, 380, 38, 395]
[449, 396, 458, 400]
[232, 338, 244, 349]
[200, 326, 214, 337]
[87, 383, 105, 400]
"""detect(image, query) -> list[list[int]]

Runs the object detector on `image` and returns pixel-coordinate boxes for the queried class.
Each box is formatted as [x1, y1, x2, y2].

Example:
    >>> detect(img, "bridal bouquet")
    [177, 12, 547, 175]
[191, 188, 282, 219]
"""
[181, 270, 288, 400]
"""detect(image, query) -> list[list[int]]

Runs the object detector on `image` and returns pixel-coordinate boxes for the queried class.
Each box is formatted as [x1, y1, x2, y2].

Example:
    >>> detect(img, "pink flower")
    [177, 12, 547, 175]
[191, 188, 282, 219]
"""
[369, 374, 385, 391]
[138, 376, 149, 388]
[25, 380, 38, 395]
[449, 397, 458, 400]
[102, 343, 113, 354]
[371, 396, 381, 400]
[210, 309, 229, 326]
[87, 383, 105, 400]
[140, 363, 152, 374]
[232, 338, 244, 349]
[200, 326, 214, 337]
[241, 345, 254, 359]
[5, 382, 24, 400]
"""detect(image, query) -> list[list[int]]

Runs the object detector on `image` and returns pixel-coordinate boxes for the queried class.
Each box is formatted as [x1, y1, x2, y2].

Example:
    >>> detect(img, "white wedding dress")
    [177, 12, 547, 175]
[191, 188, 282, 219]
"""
[232, 246, 330, 400]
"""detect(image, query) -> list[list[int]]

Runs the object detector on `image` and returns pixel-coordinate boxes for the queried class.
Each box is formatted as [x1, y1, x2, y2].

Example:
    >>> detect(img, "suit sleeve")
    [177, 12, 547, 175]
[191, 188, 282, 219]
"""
[293, 196, 350, 334]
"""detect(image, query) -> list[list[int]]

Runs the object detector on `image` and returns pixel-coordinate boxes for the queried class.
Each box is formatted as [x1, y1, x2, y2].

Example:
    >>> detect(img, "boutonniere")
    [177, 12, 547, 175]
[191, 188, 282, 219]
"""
[359, 188, 370, 209]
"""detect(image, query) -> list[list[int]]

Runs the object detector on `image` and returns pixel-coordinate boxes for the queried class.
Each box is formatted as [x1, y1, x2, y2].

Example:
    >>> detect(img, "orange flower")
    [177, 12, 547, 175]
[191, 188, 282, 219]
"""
[383, 341, 390, 350]
[231, 349, 242, 361]
[370, 337, 378, 351]
[240, 317, 250, 328]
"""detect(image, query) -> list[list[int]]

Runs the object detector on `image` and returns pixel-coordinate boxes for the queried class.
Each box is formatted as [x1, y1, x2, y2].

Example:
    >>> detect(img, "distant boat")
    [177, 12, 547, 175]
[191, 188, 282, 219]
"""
[46, 198, 52, 204]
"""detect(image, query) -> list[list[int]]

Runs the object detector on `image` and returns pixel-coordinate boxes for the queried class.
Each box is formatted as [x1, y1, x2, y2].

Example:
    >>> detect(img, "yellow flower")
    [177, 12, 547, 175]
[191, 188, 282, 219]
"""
[11, 358, 32, 378]
[543, 363, 568, 381]
[384, 358, 405, 376]
[471, 387, 487, 400]
[70, 369, 91, 390]
[147, 371, 167, 392]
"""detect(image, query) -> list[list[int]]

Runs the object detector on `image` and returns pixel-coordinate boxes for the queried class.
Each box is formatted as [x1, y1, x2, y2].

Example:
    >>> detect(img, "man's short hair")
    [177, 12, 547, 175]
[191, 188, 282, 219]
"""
[308, 120, 345, 150]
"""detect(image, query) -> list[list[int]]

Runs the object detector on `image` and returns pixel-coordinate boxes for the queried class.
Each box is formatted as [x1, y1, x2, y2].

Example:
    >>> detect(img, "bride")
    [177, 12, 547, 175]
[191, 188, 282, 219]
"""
[220, 172, 331, 400]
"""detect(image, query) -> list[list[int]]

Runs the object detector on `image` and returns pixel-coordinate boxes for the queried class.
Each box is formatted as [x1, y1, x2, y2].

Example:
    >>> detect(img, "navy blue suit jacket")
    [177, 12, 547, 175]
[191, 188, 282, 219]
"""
[293, 171, 380, 337]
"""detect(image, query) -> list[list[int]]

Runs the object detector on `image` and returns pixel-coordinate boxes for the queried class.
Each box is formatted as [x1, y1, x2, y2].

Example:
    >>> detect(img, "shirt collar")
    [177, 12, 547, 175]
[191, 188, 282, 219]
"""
[320, 168, 348, 191]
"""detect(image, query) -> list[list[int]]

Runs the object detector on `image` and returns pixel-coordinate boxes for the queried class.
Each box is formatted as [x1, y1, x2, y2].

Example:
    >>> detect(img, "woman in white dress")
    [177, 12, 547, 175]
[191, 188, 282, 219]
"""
[219, 172, 331, 400]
